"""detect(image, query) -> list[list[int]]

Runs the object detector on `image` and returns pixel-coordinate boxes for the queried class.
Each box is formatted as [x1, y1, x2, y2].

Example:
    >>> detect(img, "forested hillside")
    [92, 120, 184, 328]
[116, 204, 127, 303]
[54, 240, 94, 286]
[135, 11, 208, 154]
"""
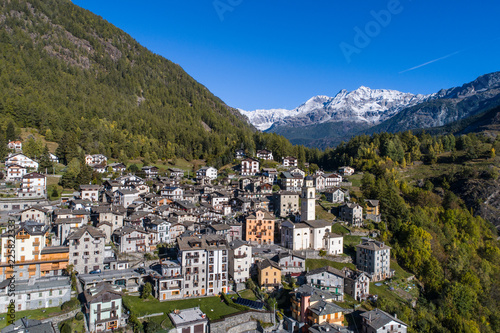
[0, 0, 259, 164]
[320, 130, 500, 332]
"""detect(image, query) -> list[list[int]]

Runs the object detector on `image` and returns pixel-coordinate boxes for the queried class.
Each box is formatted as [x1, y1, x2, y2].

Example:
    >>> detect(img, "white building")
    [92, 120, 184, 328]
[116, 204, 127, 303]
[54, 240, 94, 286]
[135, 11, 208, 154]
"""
[228, 239, 252, 284]
[18, 172, 46, 198]
[5, 153, 38, 169]
[241, 158, 259, 176]
[256, 149, 273, 160]
[0, 221, 48, 265]
[339, 166, 355, 176]
[7, 140, 22, 151]
[356, 238, 393, 282]
[306, 266, 345, 301]
[177, 235, 229, 297]
[169, 308, 209, 333]
[84, 283, 126, 332]
[281, 219, 333, 252]
[85, 154, 107, 166]
[283, 156, 298, 167]
[113, 188, 139, 208]
[360, 309, 408, 333]
[323, 232, 344, 255]
[5, 164, 27, 181]
[325, 173, 343, 188]
[0, 276, 71, 312]
[301, 176, 316, 221]
[80, 184, 101, 202]
[196, 166, 218, 180]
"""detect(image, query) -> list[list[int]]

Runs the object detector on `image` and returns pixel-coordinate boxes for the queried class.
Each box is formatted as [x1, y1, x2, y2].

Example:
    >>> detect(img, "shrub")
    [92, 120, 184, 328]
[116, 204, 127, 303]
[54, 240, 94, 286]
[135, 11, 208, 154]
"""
[60, 323, 72, 333]
[61, 299, 80, 311]
[75, 312, 84, 321]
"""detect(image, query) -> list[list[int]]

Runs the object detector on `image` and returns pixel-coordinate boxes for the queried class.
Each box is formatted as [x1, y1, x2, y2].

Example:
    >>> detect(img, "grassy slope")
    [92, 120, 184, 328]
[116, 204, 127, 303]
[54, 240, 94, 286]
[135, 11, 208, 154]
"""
[123, 295, 240, 328]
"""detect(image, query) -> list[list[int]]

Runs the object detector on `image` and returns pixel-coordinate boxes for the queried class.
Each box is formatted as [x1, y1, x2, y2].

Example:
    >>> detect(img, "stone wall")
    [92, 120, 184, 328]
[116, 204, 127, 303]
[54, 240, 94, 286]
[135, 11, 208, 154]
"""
[41, 309, 80, 326]
[210, 311, 275, 333]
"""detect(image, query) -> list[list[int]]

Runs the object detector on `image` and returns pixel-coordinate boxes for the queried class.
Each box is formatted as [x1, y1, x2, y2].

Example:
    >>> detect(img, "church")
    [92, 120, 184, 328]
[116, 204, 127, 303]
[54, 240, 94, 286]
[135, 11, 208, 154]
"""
[281, 176, 343, 255]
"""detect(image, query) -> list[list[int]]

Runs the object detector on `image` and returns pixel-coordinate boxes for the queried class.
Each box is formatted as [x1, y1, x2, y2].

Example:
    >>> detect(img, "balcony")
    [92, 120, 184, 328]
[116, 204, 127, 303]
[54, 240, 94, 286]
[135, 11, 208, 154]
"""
[185, 253, 199, 259]
[234, 253, 247, 259]
[82, 255, 90, 259]
[33, 242, 40, 246]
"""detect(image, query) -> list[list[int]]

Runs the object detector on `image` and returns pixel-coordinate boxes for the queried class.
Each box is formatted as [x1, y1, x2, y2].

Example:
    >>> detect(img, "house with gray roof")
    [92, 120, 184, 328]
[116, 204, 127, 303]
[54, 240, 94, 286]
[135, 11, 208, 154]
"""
[0, 276, 71, 312]
[356, 238, 393, 281]
[68, 225, 106, 274]
[1, 317, 57, 333]
[360, 308, 407, 333]
[84, 283, 126, 332]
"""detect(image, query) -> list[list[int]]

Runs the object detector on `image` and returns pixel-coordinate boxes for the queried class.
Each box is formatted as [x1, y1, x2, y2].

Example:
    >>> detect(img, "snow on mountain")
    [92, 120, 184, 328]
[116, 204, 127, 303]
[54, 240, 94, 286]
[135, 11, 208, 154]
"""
[239, 87, 433, 131]
[238, 108, 297, 131]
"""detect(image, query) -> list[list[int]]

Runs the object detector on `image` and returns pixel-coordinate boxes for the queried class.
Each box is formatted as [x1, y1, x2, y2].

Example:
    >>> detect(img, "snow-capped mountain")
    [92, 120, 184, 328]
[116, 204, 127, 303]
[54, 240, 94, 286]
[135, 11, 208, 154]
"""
[238, 108, 299, 131]
[240, 87, 432, 131]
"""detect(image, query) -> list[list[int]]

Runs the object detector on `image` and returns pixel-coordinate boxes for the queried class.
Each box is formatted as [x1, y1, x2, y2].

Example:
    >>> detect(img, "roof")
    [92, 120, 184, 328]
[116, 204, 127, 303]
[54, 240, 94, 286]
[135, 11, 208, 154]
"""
[356, 239, 391, 251]
[67, 225, 105, 240]
[257, 259, 281, 271]
[304, 220, 332, 229]
[84, 283, 122, 305]
[20, 206, 48, 213]
[40, 246, 69, 255]
[177, 235, 228, 251]
[246, 210, 276, 220]
[229, 239, 249, 250]
[360, 308, 407, 329]
[306, 266, 346, 278]
[309, 300, 346, 316]
[291, 285, 343, 304]
[208, 223, 231, 231]
[308, 323, 353, 333]
[80, 184, 101, 190]
[1, 221, 48, 238]
[23, 172, 45, 179]
[364, 199, 380, 207]
[169, 307, 208, 327]
[1, 317, 56, 333]
[276, 251, 306, 261]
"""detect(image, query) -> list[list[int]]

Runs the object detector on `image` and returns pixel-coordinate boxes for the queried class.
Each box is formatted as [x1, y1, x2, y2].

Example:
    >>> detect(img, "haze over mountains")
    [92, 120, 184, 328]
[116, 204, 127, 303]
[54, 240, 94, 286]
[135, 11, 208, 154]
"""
[240, 72, 500, 148]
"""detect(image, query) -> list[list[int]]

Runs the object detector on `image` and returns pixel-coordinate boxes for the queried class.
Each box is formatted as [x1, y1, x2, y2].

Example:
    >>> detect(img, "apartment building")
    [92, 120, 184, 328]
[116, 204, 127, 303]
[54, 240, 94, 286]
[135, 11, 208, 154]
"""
[84, 283, 126, 332]
[241, 158, 259, 176]
[0, 276, 71, 312]
[155, 259, 183, 301]
[256, 149, 273, 160]
[356, 238, 393, 282]
[245, 210, 275, 245]
[274, 191, 300, 217]
[1, 221, 48, 265]
[228, 239, 252, 284]
[18, 172, 46, 198]
[5, 164, 27, 181]
[177, 235, 229, 297]
[68, 225, 106, 274]
[80, 184, 101, 202]
[196, 166, 218, 180]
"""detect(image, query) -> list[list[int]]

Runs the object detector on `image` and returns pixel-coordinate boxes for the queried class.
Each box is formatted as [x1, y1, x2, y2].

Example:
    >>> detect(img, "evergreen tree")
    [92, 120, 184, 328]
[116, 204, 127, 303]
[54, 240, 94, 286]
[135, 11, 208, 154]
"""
[38, 146, 53, 173]
[0, 127, 7, 159]
[5, 121, 15, 141]
[75, 163, 93, 188]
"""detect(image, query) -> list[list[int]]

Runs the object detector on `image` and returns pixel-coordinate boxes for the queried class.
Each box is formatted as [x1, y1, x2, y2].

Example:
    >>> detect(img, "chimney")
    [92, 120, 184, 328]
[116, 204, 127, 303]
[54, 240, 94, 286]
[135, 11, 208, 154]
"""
[394, 313, 397, 319]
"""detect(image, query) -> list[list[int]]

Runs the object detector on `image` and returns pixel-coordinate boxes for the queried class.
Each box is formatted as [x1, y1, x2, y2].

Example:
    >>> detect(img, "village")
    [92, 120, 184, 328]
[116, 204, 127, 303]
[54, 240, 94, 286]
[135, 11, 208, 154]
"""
[0, 141, 410, 333]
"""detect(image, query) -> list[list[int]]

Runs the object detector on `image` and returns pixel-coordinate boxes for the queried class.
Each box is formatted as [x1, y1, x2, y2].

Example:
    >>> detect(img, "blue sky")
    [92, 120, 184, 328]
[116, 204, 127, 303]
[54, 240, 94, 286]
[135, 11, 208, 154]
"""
[73, 0, 500, 110]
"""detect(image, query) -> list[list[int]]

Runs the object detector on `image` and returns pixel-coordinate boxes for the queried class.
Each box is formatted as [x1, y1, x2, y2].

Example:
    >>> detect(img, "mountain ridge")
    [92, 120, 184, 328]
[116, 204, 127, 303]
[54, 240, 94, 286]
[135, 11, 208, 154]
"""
[241, 72, 500, 148]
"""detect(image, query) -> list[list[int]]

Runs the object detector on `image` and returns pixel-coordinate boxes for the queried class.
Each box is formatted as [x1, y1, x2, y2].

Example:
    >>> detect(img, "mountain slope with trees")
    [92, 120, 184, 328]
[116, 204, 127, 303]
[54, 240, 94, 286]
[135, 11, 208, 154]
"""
[0, 0, 256, 164]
